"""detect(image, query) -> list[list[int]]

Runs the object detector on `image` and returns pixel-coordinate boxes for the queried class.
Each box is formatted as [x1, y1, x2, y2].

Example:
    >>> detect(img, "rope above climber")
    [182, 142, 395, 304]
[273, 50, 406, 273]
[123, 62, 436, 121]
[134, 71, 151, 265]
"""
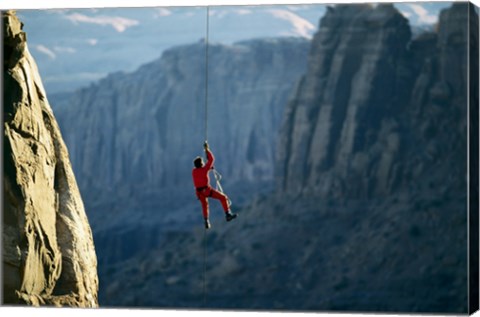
[192, 141, 237, 229]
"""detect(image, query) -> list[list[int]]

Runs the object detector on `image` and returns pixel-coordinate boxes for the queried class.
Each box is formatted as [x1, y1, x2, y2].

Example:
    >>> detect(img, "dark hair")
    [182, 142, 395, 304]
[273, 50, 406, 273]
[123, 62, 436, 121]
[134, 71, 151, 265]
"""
[194, 156, 203, 168]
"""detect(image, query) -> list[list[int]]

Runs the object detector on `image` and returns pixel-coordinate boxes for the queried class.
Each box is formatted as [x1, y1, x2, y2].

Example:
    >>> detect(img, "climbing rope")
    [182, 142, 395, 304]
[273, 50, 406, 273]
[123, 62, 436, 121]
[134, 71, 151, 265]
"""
[204, 6, 210, 142]
[202, 6, 210, 309]
[203, 225, 208, 306]
[201, 7, 231, 308]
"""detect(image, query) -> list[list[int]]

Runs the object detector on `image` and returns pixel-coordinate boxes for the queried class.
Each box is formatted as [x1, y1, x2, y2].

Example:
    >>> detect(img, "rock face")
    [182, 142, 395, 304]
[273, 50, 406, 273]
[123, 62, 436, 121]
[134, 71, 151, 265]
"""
[255, 2, 471, 312]
[51, 38, 309, 212]
[278, 4, 413, 196]
[3, 11, 98, 307]
[277, 3, 470, 200]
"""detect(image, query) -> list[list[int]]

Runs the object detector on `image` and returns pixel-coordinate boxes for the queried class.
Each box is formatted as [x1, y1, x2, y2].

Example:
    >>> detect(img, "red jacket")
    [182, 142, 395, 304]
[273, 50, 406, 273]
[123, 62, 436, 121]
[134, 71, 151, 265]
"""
[192, 149, 214, 189]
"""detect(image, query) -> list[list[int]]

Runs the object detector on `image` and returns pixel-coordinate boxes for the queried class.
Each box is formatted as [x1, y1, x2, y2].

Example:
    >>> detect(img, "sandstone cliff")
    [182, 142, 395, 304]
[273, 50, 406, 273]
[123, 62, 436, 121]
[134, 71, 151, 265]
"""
[277, 4, 413, 196]
[277, 3, 471, 200]
[3, 11, 98, 307]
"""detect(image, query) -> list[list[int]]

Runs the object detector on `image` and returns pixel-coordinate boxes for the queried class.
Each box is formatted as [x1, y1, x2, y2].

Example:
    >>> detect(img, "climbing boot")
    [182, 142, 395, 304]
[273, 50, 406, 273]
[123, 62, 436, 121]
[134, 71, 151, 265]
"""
[225, 211, 237, 222]
[204, 219, 211, 229]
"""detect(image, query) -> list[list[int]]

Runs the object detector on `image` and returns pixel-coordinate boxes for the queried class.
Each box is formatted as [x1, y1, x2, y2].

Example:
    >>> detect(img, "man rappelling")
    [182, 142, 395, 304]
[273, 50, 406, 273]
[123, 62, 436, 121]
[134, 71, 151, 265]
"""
[192, 141, 237, 229]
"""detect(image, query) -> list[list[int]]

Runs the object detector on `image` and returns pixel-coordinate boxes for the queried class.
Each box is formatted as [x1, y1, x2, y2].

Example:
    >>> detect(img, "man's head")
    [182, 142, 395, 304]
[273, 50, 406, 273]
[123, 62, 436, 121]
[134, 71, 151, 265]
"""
[194, 156, 204, 168]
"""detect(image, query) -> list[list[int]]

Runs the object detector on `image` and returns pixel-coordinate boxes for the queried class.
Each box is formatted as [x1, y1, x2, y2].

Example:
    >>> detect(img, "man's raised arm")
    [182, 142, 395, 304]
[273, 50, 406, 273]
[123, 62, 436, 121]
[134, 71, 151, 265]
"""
[204, 142, 215, 170]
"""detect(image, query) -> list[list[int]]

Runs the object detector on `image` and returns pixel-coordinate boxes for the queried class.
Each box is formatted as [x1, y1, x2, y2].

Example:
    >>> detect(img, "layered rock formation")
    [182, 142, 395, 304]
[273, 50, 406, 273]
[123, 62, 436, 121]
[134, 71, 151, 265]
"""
[51, 38, 309, 213]
[263, 2, 471, 311]
[3, 11, 98, 307]
[278, 4, 412, 196]
[277, 3, 471, 200]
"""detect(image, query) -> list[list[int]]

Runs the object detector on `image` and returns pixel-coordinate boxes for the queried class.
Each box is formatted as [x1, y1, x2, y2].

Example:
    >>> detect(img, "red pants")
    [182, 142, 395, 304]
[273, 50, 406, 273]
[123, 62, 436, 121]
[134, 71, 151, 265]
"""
[196, 186, 230, 219]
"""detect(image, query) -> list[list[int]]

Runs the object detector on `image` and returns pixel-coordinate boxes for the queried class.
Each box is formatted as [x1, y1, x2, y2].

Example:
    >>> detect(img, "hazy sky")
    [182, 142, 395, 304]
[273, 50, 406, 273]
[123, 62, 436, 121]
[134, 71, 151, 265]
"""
[17, 2, 453, 94]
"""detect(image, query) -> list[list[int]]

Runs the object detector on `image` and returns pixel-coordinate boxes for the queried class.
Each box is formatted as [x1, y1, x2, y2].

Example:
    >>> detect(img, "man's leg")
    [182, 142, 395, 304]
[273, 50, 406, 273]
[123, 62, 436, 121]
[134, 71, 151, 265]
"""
[210, 188, 237, 222]
[209, 188, 229, 212]
[197, 193, 211, 229]
[197, 192, 209, 219]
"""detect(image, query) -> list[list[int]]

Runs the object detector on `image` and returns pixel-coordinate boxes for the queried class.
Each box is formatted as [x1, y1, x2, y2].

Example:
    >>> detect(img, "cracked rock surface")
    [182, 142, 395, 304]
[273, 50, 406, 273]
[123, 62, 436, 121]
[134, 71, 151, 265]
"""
[3, 10, 98, 307]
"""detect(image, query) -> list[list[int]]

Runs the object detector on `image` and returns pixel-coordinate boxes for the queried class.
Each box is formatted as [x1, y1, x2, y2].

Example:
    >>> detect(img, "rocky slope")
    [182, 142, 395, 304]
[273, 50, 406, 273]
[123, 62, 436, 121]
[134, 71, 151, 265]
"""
[98, 3, 475, 313]
[3, 11, 98, 307]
